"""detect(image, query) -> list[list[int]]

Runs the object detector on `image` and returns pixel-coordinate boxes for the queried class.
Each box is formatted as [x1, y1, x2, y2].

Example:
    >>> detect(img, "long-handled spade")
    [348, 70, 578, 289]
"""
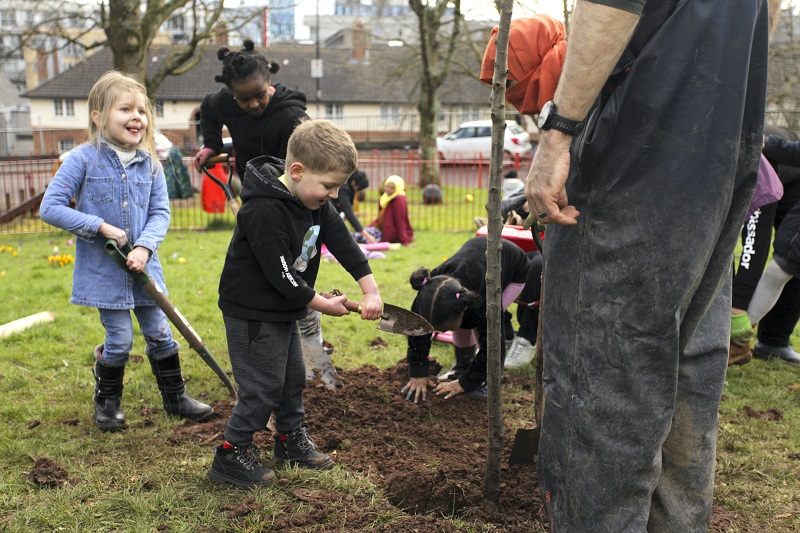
[508, 219, 546, 465]
[104, 240, 236, 398]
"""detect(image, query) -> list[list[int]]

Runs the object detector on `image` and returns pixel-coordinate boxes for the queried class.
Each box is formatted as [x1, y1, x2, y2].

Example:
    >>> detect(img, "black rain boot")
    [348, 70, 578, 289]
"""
[93, 359, 127, 432]
[148, 353, 214, 422]
[273, 427, 334, 470]
[437, 345, 476, 382]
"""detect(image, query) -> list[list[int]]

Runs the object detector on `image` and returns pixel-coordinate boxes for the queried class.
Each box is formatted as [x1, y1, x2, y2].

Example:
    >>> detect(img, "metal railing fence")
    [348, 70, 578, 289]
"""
[0, 150, 532, 236]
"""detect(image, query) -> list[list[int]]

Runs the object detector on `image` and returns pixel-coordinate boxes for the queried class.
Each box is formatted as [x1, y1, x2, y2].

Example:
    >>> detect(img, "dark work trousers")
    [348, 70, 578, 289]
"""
[517, 250, 542, 343]
[222, 314, 306, 446]
[733, 178, 800, 346]
[536, 1, 769, 531]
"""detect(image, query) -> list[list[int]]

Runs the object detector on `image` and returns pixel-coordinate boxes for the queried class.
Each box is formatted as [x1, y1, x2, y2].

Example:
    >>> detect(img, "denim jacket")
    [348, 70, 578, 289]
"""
[40, 140, 171, 309]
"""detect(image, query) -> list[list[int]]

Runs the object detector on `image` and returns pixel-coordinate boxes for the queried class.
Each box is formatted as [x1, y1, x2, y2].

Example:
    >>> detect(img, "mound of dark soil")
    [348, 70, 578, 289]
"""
[171, 361, 764, 531]
[173, 360, 543, 531]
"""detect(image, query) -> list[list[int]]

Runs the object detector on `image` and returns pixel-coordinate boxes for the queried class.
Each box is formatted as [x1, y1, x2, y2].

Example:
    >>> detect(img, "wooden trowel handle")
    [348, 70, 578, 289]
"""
[320, 292, 362, 313]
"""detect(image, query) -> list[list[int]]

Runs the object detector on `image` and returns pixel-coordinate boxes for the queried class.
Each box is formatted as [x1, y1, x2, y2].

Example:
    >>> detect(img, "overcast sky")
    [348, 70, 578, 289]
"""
[289, 1, 568, 39]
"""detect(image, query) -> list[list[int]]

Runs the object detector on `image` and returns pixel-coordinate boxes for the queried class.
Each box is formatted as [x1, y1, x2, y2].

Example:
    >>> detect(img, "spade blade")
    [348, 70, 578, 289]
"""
[377, 303, 433, 336]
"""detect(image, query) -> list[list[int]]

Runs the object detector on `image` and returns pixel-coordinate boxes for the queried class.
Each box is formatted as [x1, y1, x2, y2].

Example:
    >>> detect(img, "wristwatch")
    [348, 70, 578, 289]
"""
[538, 101, 584, 136]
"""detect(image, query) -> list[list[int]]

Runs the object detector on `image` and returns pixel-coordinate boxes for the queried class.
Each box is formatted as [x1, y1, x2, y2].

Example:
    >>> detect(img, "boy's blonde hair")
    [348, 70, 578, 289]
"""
[87, 71, 157, 164]
[286, 119, 358, 175]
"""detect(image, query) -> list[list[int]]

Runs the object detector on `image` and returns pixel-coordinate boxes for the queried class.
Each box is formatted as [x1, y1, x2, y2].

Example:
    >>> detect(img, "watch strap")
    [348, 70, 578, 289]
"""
[548, 115, 583, 136]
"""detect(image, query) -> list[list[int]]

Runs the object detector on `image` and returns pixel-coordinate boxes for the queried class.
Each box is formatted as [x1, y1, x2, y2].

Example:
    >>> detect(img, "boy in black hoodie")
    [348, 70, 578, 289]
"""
[208, 120, 383, 488]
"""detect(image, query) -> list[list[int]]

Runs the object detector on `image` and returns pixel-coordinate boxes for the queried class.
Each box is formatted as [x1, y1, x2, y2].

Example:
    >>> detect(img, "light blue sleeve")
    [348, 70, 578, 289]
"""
[39, 150, 104, 240]
[135, 163, 171, 253]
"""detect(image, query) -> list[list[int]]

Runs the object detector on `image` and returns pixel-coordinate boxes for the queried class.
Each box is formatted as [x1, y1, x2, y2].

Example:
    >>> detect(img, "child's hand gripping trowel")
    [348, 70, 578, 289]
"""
[320, 291, 434, 336]
[104, 240, 236, 398]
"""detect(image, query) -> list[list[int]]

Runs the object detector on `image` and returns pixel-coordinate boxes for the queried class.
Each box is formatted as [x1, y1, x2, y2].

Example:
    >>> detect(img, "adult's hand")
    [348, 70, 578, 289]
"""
[193, 147, 217, 172]
[525, 130, 579, 226]
[401, 376, 436, 404]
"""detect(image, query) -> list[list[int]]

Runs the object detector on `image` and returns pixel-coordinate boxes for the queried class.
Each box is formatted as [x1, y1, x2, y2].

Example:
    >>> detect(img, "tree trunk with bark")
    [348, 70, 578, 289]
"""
[410, 0, 462, 186]
[483, 0, 514, 504]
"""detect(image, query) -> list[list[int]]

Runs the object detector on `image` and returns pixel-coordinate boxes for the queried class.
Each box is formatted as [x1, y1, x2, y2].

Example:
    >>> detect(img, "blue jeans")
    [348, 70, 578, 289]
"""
[98, 306, 177, 366]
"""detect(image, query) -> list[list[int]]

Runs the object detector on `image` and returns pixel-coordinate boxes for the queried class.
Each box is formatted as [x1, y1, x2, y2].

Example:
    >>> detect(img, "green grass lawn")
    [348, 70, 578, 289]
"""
[1, 229, 799, 531]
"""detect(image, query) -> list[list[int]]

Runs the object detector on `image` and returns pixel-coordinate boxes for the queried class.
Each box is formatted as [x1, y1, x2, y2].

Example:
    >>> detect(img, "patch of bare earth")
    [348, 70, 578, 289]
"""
[171, 361, 756, 531]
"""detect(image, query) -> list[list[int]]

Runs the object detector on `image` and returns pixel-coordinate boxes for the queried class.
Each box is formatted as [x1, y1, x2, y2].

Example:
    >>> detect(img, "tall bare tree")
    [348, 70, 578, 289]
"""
[409, 0, 463, 186]
[2, 0, 234, 95]
[483, 0, 513, 502]
[767, 2, 800, 128]
[100, 0, 225, 94]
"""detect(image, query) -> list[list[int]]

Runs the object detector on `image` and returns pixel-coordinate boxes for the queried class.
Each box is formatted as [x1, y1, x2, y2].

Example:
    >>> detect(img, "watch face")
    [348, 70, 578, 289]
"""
[538, 101, 553, 129]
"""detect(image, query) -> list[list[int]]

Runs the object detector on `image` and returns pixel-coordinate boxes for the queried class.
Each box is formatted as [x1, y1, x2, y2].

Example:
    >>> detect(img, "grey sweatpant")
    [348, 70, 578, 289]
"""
[222, 314, 306, 446]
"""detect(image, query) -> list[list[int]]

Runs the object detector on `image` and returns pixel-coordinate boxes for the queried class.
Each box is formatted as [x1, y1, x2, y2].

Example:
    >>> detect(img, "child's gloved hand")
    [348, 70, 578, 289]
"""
[730, 312, 754, 347]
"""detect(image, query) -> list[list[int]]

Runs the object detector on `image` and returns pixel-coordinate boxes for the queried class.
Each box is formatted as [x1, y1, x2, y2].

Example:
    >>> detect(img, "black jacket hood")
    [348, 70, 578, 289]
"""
[265, 84, 307, 116]
[240, 155, 303, 208]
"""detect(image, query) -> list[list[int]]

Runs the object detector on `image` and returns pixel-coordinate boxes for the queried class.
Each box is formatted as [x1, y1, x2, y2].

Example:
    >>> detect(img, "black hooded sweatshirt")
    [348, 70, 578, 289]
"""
[406, 237, 531, 392]
[199, 83, 308, 179]
[218, 156, 372, 322]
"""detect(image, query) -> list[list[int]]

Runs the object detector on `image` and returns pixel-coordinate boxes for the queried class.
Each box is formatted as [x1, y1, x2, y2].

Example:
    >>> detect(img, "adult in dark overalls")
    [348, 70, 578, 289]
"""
[523, 0, 774, 530]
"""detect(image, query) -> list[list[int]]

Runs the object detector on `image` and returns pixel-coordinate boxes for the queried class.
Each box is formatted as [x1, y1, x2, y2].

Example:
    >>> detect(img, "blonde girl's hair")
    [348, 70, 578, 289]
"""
[286, 119, 358, 175]
[87, 71, 158, 168]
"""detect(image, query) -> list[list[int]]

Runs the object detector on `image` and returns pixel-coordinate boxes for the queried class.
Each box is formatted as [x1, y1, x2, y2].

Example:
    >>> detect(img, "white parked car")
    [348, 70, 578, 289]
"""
[435, 120, 533, 160]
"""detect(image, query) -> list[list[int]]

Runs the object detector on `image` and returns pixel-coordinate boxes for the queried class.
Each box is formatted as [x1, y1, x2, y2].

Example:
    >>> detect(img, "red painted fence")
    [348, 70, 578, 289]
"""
[0, 151, 532, 236]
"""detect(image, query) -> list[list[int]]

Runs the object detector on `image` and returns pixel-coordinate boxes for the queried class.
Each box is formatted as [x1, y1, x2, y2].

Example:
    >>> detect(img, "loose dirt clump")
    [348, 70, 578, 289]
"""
[25, 457, 70, 488]
[222, 495, 264, 519]
[741, 405, 784, 421]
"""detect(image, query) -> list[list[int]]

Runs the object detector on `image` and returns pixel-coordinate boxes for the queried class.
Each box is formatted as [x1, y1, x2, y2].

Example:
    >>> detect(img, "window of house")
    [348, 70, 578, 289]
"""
[155, 100, 164, 118]
[54, 99, 75, 117]
[58, 139, 74, 152]
[0, 10, 15, 28]
[325, 104, 343, 121]
[460, 106, 482, 122]
[167, 15, 185, 31]
[380, 104, 400, 124]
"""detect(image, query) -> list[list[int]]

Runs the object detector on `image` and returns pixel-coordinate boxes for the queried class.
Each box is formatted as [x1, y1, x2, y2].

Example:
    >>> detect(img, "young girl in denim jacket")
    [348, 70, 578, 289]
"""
[40, 71, 212, 431]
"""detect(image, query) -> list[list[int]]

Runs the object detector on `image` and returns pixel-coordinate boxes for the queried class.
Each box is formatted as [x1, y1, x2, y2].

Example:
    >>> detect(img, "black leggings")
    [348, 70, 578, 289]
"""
[516, 251, 542, 343]
[732, 179, 800, 345]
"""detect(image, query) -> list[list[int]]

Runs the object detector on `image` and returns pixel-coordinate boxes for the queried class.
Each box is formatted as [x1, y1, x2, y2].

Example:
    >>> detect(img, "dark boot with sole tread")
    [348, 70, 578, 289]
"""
[273, 427, 334, 470]
[207, 444, 276, 488]
[149, 353, 214, 421]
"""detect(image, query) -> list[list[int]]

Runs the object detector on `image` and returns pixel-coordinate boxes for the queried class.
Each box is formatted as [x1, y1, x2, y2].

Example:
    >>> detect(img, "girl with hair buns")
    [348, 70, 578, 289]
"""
[194, 41, 334, 355]
[194, 39, 309, 180]
[401, 236, 532, 402]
